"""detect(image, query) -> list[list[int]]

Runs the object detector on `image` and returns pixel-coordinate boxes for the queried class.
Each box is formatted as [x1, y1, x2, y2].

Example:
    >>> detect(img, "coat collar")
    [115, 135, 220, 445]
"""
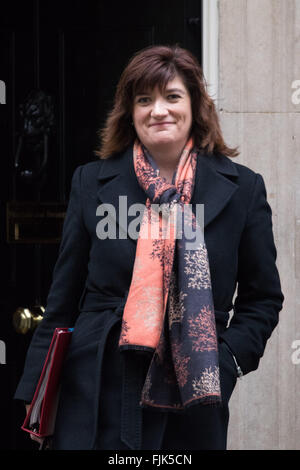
[97, 146, 239, 240]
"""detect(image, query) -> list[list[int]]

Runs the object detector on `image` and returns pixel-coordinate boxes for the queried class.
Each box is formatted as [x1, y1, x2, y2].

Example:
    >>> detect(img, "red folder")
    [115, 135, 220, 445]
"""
[21, 327, 73, 439]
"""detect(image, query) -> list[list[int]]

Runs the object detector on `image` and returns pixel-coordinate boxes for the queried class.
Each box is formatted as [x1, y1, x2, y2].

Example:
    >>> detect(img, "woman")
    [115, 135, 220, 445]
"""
[15, 45, 284, 450]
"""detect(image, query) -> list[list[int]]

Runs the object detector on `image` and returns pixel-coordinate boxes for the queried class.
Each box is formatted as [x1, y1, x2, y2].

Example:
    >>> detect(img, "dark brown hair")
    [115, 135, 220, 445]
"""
[95, 45, 239, 159]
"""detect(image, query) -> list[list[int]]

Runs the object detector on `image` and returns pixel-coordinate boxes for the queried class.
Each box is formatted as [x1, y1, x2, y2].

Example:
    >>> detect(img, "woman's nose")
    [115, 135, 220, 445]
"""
[151, 99, 168, 117]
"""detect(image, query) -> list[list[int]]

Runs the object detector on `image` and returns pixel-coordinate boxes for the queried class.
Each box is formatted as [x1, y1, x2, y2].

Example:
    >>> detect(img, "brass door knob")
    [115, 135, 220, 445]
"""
[13, 305, 45, 334]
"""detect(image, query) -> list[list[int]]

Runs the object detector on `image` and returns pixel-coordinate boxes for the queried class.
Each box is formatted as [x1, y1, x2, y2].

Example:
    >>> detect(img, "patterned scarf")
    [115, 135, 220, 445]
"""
[118, 138, 221, 411]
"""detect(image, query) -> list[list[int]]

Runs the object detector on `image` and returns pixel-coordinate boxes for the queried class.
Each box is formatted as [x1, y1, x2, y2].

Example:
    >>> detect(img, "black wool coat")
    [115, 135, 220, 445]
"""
[14, 146, 284, 450]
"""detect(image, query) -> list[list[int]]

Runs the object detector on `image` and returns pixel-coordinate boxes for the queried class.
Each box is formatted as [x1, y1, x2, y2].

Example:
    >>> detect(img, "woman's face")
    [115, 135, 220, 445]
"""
[132, 74, 192, 153]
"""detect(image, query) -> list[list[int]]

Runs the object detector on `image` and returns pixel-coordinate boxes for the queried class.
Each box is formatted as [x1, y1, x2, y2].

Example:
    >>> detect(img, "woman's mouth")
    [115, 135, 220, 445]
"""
[149, 122, 175, 127]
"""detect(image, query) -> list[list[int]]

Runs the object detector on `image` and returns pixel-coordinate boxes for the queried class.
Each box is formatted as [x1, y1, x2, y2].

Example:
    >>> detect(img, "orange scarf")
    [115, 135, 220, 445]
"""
[119, 138, 221, 410]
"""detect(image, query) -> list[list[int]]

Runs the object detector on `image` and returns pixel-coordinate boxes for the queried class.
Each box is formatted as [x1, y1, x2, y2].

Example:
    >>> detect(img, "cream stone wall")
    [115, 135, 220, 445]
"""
[216, 0, 300, 450]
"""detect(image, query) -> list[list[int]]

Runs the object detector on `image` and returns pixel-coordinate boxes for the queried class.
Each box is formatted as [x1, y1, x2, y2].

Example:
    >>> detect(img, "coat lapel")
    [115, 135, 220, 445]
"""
[97, 146, 239, 242]
[97, 147, 147, 240]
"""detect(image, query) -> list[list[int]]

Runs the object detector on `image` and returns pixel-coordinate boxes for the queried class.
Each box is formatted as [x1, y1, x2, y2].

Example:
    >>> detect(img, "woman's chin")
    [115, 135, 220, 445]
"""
[148, 136, 178, 148]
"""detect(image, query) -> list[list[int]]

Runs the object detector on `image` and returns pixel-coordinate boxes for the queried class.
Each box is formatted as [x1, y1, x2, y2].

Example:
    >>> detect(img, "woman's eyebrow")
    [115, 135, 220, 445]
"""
[135, 87, 186, 97]
[135, 91, 151, 96]
[165, 87, 186, 94]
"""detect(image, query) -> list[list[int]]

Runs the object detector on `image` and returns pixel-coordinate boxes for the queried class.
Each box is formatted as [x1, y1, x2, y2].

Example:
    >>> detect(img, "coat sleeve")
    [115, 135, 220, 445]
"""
[14, 165, 90, 402]
[219, 173, 284, 375]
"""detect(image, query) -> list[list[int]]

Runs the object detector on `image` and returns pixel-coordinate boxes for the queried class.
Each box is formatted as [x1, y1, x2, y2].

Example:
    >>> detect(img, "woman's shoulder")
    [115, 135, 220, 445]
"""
[231, 160, 258, 180]
[80, 158, 104, 175]
[76, 158, 103, 180]
[70, 159, 104, 198]
[211, 152, 266, 204]
[72, 148, 130, 193]
[212, 151, 258, 179]
[207, 151, 261, 193]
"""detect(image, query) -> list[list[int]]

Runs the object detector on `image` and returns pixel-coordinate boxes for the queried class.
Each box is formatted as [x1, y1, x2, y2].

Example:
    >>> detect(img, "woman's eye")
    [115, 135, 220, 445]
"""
[167, 94, 181, 100]
[136, 97, 150, 104]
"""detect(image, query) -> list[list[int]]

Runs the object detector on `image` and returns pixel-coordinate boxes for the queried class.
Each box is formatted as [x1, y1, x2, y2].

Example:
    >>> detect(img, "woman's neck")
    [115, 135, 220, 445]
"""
[146, 144, 184, 183]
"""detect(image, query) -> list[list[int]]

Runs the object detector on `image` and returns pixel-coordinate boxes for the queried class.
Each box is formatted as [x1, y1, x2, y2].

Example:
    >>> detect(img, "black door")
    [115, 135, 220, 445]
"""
[0, 0, 202, 449]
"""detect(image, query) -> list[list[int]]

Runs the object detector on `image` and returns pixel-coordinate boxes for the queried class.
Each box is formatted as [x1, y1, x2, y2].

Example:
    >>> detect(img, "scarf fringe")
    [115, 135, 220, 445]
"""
[139, 394, 223, 414]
